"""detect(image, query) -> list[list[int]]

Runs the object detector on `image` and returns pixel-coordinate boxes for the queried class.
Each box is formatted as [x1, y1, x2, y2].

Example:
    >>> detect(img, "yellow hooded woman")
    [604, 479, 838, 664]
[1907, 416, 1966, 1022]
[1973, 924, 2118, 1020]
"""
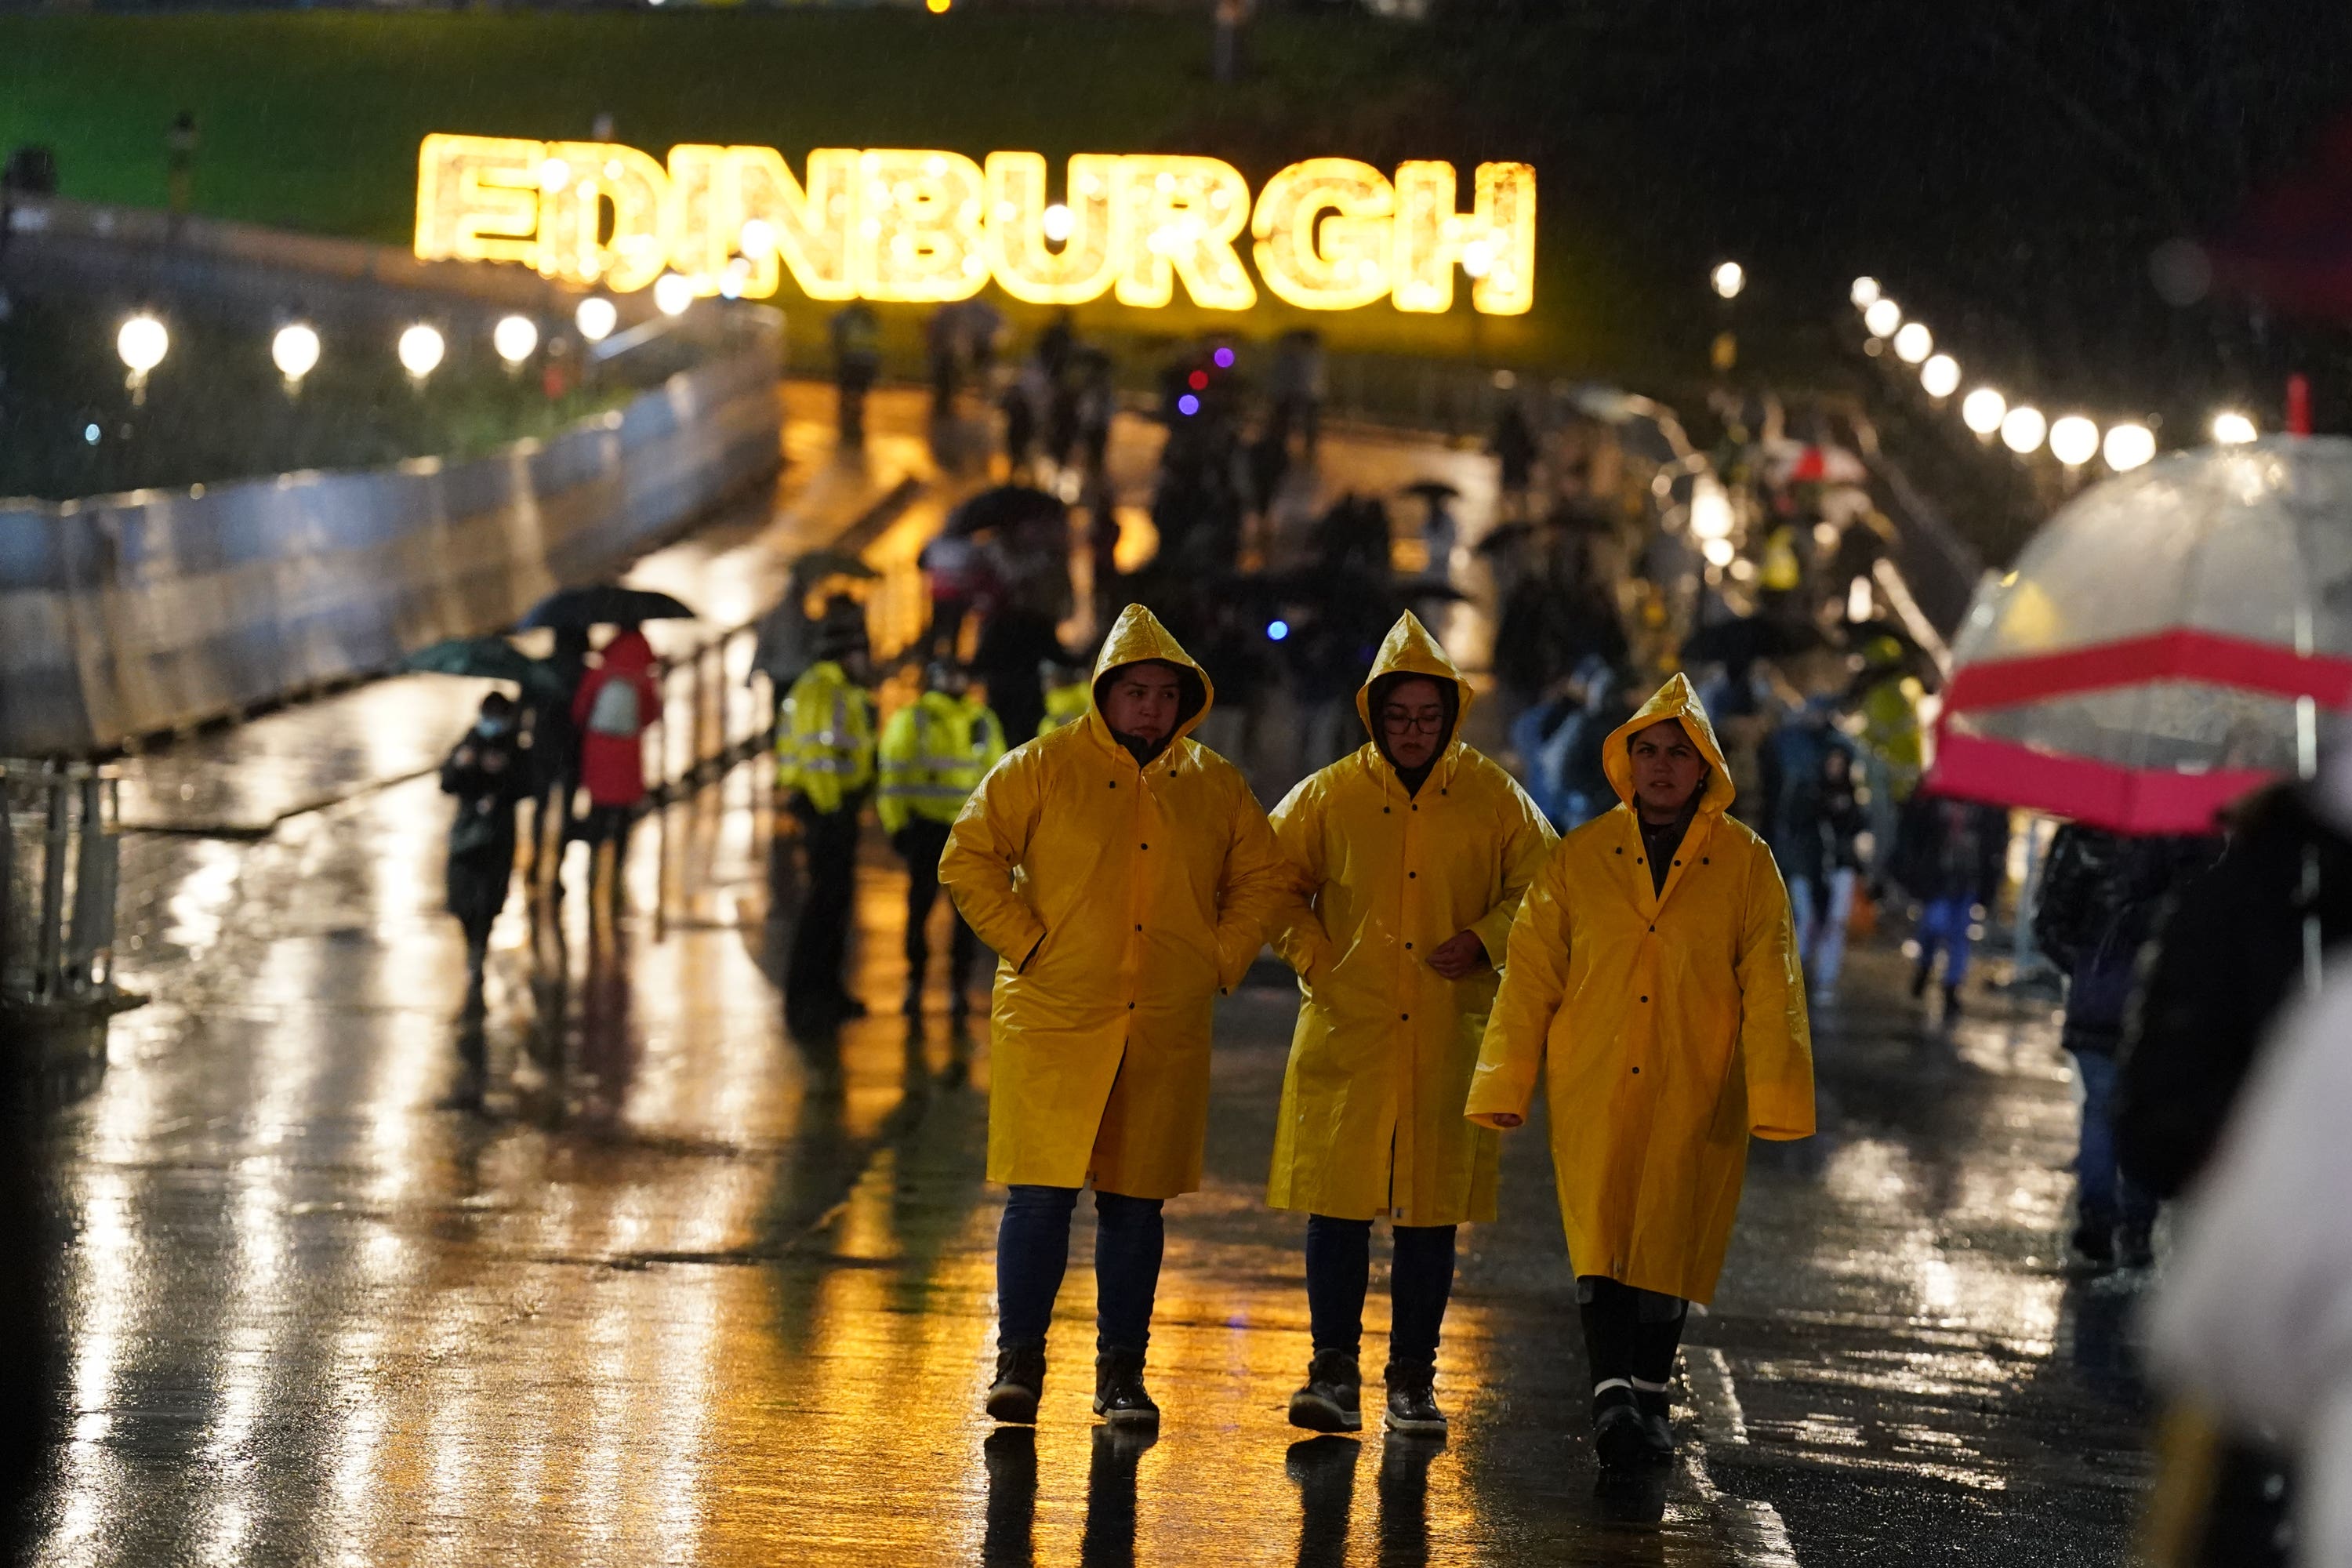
[1465, 671, 1813, 1468]
[941, 603, 1289, 1430]
[1265, 612, 1555, 1436]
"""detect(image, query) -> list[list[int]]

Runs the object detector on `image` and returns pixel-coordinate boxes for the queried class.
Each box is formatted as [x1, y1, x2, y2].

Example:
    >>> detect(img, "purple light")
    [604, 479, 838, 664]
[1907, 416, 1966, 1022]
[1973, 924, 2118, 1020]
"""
[1213, 347, 1235, 368]
[1178, 394, 1200, 416]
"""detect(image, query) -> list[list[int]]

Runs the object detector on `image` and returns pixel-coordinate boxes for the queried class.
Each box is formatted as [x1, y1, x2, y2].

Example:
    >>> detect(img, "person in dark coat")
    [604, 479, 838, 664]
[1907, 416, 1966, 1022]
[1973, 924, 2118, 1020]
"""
[441, 691, 531, 1014]
[1889, 793, 2005, 1018]
[529, 626, 592, 893]
[1490, 401, 1539, 522]
[2033, 825, 2217, 1269]
[2117, 773, 2352, 1568]
[971, 604, 1066, 748]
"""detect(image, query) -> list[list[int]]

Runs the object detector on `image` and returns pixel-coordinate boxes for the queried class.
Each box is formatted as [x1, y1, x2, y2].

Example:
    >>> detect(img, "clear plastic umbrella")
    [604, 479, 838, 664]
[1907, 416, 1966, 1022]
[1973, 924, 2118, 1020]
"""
[1932, 436, 2352, 832]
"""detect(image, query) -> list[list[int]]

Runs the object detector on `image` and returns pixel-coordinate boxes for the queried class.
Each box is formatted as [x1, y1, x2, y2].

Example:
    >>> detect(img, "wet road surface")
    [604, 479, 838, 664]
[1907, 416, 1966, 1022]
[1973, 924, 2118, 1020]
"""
[20, 403, 2152, 1566]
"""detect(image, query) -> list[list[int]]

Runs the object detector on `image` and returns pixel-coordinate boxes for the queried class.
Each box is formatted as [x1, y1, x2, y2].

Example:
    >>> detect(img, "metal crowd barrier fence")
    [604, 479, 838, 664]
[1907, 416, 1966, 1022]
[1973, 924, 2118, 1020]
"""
[2, 759, 134, 1103]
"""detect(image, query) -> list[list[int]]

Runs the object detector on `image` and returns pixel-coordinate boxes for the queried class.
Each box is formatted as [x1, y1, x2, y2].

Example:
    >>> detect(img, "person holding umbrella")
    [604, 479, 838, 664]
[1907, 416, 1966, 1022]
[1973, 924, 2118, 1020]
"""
[878, 660, 1007, 1019]
[1266, 613, 1555, 1436]
[1466, 673, 1813, 1468]
[777, 598, 877, 1036]
[942, 604, 1290, 1428]
[440, 690, 532, 1016]
[568, 626, 660, 923]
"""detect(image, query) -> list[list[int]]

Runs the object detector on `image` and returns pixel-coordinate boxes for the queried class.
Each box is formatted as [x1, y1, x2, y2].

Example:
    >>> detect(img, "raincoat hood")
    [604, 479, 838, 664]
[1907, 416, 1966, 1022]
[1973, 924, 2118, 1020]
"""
[601, 629, 655, 673]
[1602, 673, 1736, 818]
[1089, 604, 1213, 751]
[1354, 613, 1473, 768]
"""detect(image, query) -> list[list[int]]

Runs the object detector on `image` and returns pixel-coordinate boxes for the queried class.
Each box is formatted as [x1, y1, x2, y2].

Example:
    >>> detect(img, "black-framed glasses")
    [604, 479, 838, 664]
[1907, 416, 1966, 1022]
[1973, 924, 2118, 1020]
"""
[1380, 710, 1446, 734]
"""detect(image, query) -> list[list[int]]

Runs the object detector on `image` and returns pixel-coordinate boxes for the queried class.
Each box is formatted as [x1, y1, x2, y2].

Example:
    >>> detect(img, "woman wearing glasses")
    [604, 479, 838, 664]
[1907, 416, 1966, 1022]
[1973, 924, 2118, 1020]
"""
[1265, 612, 1556, 1436]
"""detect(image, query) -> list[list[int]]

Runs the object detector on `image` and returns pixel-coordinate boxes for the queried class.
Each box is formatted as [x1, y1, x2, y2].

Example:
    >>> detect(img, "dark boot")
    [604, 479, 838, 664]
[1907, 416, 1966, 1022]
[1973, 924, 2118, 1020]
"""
[1593, 1384, 1647, 1470]
[1942, 984, 1963, 1019]
[1910, 960, 1933, 999]
[1287, 1350, 1363, 1433]
[1633, 1387, 1674, 1459]
[2117, 1221, 2155, 1271]
[1093, 1349, 1160, 1427]
[2071, 1216, 2116, 1271]
[986, 1344, 1047, 1425]
[1383, 1365, 1446, 1436]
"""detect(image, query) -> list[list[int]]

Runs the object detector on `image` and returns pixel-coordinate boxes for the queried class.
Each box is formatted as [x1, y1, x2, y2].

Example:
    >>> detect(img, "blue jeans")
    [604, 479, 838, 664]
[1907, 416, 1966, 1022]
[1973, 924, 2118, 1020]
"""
[2071, 1050, 2158, 1230]
[1916, 895, 1973, 985]
[996, 1185, 1165, 1356]
[1304, 1216, 1457, 1376]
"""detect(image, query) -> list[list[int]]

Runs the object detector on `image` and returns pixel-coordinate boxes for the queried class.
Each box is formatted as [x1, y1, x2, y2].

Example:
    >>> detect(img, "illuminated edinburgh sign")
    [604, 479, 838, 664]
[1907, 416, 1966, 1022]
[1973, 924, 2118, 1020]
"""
[414, 134, 1534, 315]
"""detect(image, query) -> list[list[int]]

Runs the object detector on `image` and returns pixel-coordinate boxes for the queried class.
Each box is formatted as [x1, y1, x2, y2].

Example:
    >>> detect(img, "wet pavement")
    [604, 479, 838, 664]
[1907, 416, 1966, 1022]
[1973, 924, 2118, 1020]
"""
[19, 401, 2154, 1566]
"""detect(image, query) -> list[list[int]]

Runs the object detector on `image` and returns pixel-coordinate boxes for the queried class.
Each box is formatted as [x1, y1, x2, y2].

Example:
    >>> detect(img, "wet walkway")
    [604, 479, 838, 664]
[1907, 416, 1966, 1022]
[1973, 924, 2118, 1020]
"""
[20, 399, 2151, 1566]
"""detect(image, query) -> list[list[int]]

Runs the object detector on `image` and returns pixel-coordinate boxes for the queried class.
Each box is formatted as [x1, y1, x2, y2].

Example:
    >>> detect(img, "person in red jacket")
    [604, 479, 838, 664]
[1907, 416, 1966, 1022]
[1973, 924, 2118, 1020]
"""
[569, 627, 659, 918]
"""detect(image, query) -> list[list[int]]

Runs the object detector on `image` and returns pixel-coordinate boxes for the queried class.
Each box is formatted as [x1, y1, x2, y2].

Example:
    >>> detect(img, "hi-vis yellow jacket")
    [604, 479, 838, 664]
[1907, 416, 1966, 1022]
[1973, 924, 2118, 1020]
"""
[1466, 672, 1813, 1304]
[941, 604, 1290, 1199]
[1266, 614, 1555, 1225]
[878, 691, 1007, 834]
[1039, 681, 1091, 737]
[776, 660, 876, 815]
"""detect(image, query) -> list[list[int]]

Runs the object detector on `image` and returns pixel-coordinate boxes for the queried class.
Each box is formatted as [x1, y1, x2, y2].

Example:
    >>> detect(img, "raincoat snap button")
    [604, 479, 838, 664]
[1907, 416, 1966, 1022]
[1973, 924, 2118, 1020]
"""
[1383, 807, 1391, 814]
[1401, 1012, 1410, 1021]
[1674, 859, 1682, 866]
[1141, 843, 1149, 849]
[1127, 1002, 1135, 1010]
[1109, 781, 1116, 788]
[1410, 804, 1418, 811]
[1639, 995, 1648, 1003]
[1408, 871, 1417, 878]
[1404, 942, 1414, 950]
[1134, 924, 1142, 931]
[1632, 1066, 1642, 1075]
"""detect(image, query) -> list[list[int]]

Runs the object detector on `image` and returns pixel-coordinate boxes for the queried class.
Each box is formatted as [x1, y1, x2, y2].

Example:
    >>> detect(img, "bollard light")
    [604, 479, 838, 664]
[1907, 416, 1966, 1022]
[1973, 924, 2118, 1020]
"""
[271, 323, 321, 385]
[652, 272, 695, 317]
[2001, 405, 2047, 456]
[117, 313, 169, 375]
[1961, 387, 2007, 436]
[1710, 260, 1745, 300]
[575, 296, 619, 343]
[1862, 298, 1901, 339]
[1850, 276, 1882, 308]
[2103, 422, 2156, 471]
[492, 314, 539, 365]
[397, 323, 446, 379]
[1892, 321, 1933, 365]
[2049, 415, 2100, 467]
[2211, 410, 2257, 445]
[1919, 354, 1960, 399]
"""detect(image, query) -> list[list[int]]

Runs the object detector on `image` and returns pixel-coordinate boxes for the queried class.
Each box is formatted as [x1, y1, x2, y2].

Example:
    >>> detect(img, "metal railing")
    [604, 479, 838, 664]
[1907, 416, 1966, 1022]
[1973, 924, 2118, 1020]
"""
[2, 759, 129, 1018]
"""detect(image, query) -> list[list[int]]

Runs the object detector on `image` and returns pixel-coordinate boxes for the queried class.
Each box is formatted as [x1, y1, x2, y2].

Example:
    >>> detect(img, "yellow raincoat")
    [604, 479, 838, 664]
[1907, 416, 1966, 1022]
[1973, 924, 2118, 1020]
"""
[941, 604, 1290, 1199]
[1466, 673, 1813, 1304]
[1266, 614, 1555, 1225]
[1038, 681, 1091, 737]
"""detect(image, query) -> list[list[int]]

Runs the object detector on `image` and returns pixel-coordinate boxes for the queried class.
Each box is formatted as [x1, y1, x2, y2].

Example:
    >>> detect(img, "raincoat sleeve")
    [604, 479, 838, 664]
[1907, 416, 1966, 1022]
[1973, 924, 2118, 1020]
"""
[1212, 786, 1291, 993]
[1468, 785, 1558, 964]
[1265, 779, 1337, 982]
[1735, 844, 1816, 1140]
[1465, 848, 1571, 1129]
[940, 750, 1048, 971]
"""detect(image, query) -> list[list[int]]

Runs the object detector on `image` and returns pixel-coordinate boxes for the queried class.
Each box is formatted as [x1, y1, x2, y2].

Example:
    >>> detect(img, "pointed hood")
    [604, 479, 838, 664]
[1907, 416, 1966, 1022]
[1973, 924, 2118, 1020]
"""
[1602, 672, 1735, 816]
[1354, 611, 1474, 741]
[1089, 603, 1214, 749]
[601, 628, 655, 673]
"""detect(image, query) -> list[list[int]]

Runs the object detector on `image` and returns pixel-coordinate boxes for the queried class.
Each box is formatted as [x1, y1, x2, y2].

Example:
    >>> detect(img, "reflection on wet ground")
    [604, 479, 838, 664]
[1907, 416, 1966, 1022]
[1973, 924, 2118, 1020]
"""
[24, 397, 2151, 1566]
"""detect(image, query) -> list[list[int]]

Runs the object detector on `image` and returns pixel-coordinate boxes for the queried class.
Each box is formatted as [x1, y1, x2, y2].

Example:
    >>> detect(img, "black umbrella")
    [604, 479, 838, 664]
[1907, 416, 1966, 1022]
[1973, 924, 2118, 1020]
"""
[945, 484, 1067, 539]
[518, 585, 698, 630]
[401, 637, 571, 702]
[1401, 480, 1461, 502]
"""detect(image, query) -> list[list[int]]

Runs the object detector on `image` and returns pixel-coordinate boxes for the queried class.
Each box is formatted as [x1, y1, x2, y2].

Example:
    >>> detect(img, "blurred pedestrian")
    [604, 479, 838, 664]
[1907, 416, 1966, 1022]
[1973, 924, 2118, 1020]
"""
[1036, 658, 1091, 738]
[971, 598, 1064, 747]
[1889, 793, 2003, 1019]
[1268, 615, 1555, 1437]
[441, 691, 530, 1014]
[776, 599, 877, 1035]
[878, 661, 1006, 1019]
[830, 302, 882, 445]
[529, 626, 592, 894]
[2150, 966, 2352, 1567]
[2033, 825, 2218, 1270]
[1266, 328, 1323, 459]
[1490, 400, 1539, 523]
[917, 529, 989, 660]
[1468, 673, 1813, 1468]
[943, 607, 1288, 1430]
[1778, 735, 1867, 999]
[568, 626, 659, 922]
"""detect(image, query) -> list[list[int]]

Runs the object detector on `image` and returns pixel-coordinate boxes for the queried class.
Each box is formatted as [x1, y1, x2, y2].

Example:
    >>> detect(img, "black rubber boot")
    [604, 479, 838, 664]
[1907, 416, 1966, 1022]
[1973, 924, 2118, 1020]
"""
[986, 1344, 1047, 1425]
[1383, 1365, 1446, 1436]
[1592, 1385, 1647, 1470]
[1633, 1388, 1674, 1459]
[1943, 983, 1964, 1020]
[2118, 1221, 2155, 1271]
[2071, 1216, 2116, 1270]
[1287, 1350, 1363, 1433]
[1093, 1349, 1160, 1427]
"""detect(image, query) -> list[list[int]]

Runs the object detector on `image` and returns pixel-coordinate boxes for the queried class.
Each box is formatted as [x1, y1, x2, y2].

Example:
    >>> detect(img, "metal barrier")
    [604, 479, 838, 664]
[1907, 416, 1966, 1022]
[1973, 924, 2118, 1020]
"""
[2, 760, 133, 1103]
